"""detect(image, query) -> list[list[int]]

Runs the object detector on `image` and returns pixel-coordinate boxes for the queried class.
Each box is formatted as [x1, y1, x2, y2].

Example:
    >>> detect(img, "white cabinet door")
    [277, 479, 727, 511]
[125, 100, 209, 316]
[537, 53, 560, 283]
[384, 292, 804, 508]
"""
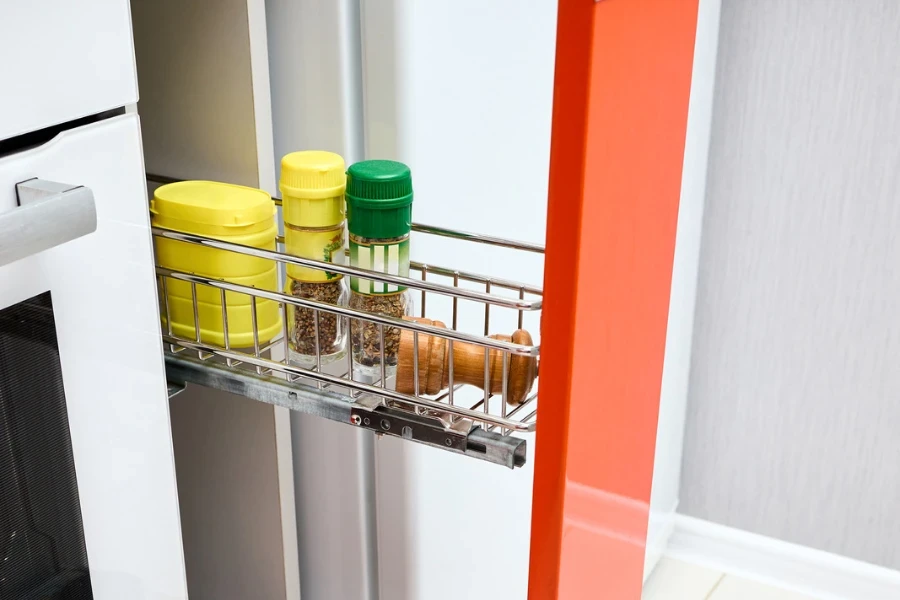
[0, 114, 188, 600]
[0, 0, 138, 140]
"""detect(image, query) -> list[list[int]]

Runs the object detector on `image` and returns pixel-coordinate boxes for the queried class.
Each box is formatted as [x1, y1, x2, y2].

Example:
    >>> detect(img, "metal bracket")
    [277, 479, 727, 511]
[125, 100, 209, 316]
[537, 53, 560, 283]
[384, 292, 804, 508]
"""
[350, 396, 472, 452]
[166, 381, 186, 399]
[16, 178, 86, 206]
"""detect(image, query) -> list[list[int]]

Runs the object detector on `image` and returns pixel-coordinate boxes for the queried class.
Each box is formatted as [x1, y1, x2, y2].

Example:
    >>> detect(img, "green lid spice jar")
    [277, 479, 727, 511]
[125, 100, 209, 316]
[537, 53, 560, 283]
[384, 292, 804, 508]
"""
[280, 151, 349, 367]
[346, 160, 414, 377]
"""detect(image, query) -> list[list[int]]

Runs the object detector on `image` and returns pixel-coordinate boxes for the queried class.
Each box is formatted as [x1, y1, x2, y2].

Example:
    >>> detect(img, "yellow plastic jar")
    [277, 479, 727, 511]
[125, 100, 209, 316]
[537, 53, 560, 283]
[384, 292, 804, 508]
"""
[152, 181, 282, 347]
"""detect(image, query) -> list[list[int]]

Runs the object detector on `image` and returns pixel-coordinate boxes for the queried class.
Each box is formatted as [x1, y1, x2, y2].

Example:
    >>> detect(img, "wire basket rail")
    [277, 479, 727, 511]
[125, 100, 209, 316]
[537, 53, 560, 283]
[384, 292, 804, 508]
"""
[152, 180, 543, 468]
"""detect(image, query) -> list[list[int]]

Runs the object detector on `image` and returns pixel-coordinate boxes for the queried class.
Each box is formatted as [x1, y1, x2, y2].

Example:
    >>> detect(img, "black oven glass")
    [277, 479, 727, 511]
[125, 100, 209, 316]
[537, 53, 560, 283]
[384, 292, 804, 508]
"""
[0, 292, 92, 599]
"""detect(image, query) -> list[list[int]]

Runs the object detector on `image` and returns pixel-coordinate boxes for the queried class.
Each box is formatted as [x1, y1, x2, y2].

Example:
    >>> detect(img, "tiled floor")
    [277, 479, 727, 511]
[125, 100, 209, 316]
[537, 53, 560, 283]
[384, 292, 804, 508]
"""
[643, 558, 818, 600]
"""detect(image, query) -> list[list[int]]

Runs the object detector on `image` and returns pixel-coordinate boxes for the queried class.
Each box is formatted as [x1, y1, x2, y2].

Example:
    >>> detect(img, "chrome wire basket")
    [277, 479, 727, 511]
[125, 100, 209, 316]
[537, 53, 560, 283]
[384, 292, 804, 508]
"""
[153, 185, 543, 468]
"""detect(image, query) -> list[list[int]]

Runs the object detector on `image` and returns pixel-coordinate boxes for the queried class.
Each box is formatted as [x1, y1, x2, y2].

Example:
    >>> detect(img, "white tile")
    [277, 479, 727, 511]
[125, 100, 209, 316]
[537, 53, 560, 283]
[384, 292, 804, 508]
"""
[709, 576, 819, 600]
[643, 558, 724, 600]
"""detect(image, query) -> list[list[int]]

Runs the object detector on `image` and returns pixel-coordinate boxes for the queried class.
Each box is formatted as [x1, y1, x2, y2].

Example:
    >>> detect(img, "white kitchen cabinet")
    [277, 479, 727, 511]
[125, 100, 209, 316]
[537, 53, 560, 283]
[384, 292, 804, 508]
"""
[0, 1, 139, 140]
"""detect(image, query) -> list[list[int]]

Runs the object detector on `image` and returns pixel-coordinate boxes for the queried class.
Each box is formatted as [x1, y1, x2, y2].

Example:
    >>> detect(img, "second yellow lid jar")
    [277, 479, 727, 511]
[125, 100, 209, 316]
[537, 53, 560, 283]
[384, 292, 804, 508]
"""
[280, 151, 349, 367]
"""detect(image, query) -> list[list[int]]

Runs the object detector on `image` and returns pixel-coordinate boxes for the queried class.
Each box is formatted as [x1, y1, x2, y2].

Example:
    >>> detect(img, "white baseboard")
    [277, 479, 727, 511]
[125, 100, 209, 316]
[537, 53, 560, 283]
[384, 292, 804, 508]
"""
[665, 515, 900, 600]
[644, 502, 678, 583]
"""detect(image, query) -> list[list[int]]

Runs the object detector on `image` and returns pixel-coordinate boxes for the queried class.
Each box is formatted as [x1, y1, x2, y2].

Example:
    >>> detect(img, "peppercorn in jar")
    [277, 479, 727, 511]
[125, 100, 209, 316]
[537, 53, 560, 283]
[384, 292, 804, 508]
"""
[346, 160, 414, 377]
[280, 151, 349, 367]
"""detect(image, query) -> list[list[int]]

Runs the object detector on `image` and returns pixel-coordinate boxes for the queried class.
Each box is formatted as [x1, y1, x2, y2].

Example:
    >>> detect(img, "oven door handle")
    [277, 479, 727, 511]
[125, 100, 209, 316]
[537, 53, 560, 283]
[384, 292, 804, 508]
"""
[0, 178, 97, 267]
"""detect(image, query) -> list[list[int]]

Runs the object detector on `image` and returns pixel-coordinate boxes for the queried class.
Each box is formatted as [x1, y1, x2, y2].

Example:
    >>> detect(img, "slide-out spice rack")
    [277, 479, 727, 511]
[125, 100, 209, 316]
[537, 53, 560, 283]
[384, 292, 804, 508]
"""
[154, 185, 543, 469]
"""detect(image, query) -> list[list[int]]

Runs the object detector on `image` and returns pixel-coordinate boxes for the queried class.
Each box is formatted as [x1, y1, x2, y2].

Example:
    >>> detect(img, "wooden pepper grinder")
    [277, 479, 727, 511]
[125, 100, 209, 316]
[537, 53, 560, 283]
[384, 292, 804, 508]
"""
[396, 317, 538, 405]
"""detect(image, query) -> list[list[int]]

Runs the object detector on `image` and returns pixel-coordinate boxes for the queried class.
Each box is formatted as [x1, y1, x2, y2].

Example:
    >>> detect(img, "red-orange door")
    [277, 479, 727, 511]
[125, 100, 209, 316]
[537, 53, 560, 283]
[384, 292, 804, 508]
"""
[529, 1, 701, 598]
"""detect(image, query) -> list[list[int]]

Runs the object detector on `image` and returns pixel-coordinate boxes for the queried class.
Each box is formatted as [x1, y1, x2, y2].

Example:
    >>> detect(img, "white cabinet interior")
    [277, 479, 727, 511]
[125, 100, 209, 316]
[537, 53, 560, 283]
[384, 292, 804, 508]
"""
[130, 1, 300, 599]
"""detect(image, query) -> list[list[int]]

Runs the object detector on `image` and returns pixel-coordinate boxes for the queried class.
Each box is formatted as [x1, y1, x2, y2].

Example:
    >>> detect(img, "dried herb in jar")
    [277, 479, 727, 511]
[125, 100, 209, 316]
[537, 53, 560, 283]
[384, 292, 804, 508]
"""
[349, 290, 410, 371]
[279, 151, 349, 367]
[346, 160, 415, 377]
[287, 278, 346, 360]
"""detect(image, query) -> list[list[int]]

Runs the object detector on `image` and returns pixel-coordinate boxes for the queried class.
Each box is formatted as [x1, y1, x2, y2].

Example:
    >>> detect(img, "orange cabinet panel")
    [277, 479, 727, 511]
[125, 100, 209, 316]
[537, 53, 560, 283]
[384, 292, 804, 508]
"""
[530, 1, 701, 598]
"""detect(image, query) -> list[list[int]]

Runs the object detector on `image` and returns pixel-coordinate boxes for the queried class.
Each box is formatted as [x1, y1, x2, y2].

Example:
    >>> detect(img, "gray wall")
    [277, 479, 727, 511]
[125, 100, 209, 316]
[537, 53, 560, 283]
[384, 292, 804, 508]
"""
[681, 0, 900, 569]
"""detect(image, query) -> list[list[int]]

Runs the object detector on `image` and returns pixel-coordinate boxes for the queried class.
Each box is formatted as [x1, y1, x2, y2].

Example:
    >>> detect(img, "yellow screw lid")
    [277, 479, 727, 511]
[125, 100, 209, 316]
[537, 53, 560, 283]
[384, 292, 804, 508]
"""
[150, 181, 276, 236]
[280, 151, 346, 228]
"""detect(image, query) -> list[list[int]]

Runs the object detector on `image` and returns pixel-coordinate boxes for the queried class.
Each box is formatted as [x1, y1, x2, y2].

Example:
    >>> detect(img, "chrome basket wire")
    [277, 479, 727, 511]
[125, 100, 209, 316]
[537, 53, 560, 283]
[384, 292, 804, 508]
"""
[151, 188, 542, 436]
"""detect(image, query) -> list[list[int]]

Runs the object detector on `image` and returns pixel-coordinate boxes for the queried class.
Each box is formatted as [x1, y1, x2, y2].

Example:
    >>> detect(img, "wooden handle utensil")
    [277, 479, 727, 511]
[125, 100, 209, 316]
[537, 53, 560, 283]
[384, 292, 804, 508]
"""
[396, 317, 537, 405]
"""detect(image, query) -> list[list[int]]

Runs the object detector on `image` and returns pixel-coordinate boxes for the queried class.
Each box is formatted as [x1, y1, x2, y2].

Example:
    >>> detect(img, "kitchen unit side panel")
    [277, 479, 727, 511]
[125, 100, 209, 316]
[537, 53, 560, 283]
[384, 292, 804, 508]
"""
[646, 0, 722, 580]
[361, 1, 556, 599]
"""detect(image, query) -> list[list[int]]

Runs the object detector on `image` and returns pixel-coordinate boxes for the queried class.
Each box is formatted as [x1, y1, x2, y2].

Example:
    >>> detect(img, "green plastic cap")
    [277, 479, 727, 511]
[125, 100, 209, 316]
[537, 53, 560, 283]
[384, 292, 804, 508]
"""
[346, 160, 413, 239]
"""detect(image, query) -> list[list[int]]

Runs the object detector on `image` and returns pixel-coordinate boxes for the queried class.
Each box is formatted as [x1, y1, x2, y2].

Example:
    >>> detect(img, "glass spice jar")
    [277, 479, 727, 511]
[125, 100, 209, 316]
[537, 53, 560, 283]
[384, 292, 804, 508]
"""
[280, 151, 349, 367]
[346, 160, 415, 377]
